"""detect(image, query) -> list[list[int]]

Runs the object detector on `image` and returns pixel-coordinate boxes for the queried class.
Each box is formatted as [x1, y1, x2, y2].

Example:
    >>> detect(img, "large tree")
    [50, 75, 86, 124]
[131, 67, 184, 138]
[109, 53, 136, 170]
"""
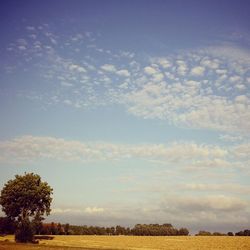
[0, 173, 53, 242]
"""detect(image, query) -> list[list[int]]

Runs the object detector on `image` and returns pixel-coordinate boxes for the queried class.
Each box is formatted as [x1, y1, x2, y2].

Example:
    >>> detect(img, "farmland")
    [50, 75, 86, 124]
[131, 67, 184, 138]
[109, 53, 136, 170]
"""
[1, 235, 250, 250]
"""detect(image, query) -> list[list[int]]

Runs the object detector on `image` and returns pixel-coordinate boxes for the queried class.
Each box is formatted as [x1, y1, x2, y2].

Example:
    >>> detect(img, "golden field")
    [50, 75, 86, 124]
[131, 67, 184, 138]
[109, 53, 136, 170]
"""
[0, 235, 250, 250]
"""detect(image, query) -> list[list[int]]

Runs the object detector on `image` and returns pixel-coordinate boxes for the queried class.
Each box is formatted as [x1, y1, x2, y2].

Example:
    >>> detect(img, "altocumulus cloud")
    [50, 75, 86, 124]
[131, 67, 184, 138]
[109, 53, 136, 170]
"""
[6, 24, 250, 136]
[0, 135, 230, 165]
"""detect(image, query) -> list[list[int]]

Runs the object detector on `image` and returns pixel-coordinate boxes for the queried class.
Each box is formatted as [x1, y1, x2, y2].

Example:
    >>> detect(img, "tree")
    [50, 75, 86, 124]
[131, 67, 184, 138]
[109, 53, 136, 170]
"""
[64, 223, 70, 235]
[0, 217, 16, 234]
[0, 173, 53, 242]
[178, 228, 189, 235]
[31, 212, 44, 235]
[195, 230, 212, 236]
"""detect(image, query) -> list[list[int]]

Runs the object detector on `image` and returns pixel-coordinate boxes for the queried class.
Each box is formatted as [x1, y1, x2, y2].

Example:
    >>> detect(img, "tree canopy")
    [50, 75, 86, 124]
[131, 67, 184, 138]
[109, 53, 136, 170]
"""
[0, 173, 53, 242]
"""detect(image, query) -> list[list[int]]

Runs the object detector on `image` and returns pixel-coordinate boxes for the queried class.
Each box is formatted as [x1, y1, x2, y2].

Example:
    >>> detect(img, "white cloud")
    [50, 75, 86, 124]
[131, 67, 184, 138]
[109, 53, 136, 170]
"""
[144, 66, 158, 75]
[219, 134, 243, 143]
[0, 136, 229, 165]
[235, 95, 248, 103]
[167, 195, 248, 212]
[176, 61, 188, 76]
[183, 183, 250, 195]
[190, 66, 205, 76]
[61, 81, 73, 87]
[233, 143, 250, 159]
[69, 64, 86, 73]
[6, 28, 250, 136]
[185, 158, 232, 170]
[229, 75, 242, 83]
[204, 45, 250, 64]
[216, 69, 227, 75]
[151, 57, 171, 68]
[201, 59, 219, 69]
[235, 84, 246, 91]
[122, 80, 250, 134]
[116, 69, 130, 77]
[52, 207, 104, 215]
[84, 207, 104, 214]
[101, 64, 117, 72]
[152, 73, 164, 82]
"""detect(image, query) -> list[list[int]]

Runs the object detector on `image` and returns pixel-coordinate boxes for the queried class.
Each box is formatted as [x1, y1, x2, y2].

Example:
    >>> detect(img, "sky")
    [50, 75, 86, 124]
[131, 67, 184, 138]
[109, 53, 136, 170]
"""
[0, 0, 250, 234]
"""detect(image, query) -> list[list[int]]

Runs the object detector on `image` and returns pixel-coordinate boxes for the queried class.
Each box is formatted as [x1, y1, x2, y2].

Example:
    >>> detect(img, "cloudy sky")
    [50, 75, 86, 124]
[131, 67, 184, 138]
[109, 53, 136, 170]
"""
[0, 0, 250, 234]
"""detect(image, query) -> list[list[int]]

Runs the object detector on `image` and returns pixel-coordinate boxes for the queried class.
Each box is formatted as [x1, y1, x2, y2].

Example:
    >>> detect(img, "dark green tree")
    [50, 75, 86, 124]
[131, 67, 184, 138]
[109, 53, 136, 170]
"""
[64, 223, 70, 235]
[178, 228, 189, 235]
[0, 173, 53, 242]
[0, 216, 16, 234]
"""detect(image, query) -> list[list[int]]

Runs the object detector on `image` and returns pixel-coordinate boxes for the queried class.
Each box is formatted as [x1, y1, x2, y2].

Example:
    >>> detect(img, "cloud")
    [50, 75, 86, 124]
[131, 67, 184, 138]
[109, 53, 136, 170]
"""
[52, 206, 104, 215]
[122, 79, 250, 134]
[185, 158, 232, 170]
[5, 26, 250, 136]
[84, 207, 105, 214]
[219, 134, 243, 143]
[68, 64, 86, 73]
[167, 195, 248, 212]
[201, 59, 219, 69]
[0, 135, 229, 165]
[144, 66, 158, 75]
[61, 81, 73, 87]
[101, 64, 117, 72]
[152, 57, 171, 68]
[233, 143, 250, 159]
[204, 45, 250, 64]
[183, 183, 250, 195]
[116, 69, 130, 77]
[229, 75, 242, 83]
[190, 66, 205, 76]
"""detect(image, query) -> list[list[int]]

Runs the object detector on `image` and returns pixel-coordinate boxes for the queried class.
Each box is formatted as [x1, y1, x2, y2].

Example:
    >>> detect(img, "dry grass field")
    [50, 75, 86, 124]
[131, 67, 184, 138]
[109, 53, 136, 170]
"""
[0, 235, 250, 250]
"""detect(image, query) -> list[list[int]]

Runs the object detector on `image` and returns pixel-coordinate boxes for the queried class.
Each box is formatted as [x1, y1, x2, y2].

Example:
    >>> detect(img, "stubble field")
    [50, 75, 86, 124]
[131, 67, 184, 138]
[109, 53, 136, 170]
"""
[0, 235, 250, 250]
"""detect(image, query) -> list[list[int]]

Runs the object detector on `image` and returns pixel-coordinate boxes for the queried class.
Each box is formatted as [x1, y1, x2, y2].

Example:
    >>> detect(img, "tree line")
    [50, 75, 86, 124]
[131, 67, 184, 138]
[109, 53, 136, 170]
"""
[196, 230, 250, 236]
[0, 218, 189, 236]
[1, 218, 250, 237]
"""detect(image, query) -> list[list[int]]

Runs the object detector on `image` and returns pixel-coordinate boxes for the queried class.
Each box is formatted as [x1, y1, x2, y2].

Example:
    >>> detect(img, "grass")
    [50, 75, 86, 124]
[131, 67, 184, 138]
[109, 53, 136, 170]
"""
[1, 235, 250, 250]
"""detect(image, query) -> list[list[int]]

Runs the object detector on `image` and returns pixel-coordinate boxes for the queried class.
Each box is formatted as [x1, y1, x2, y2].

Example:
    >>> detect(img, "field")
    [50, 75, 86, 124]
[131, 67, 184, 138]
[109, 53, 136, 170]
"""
[0, 235, 250, 250]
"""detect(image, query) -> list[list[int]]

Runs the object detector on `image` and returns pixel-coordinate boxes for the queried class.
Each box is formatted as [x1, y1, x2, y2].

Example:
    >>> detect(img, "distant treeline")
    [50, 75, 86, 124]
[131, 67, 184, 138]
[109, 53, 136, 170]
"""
[39, 222, 189, 236]
[196, 230, 250, 236]
[0, 217, 187, 236]
[1, 216, 249, 236]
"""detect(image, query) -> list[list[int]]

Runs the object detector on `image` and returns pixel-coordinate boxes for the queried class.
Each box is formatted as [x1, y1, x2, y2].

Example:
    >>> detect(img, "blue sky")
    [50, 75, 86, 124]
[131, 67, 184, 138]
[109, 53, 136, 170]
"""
[0, 0, 250, 233]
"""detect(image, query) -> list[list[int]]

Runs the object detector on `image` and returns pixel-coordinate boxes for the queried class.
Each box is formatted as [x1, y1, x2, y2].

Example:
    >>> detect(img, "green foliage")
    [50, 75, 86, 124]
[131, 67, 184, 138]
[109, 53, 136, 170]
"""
[212, 232, 226, 236]
[178, 228, 189, 235]
[0, 173, 53, 242]
[0, 173, 53, 220]
[31, 212, 44, 235]
[131, 224, 184, 236]
[235, 229, 250, 236]
[0, 216, 16, 234]
[64, 223, 70, 235]
[46, 223, 188, 236]
[196, 231, 212, 236]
